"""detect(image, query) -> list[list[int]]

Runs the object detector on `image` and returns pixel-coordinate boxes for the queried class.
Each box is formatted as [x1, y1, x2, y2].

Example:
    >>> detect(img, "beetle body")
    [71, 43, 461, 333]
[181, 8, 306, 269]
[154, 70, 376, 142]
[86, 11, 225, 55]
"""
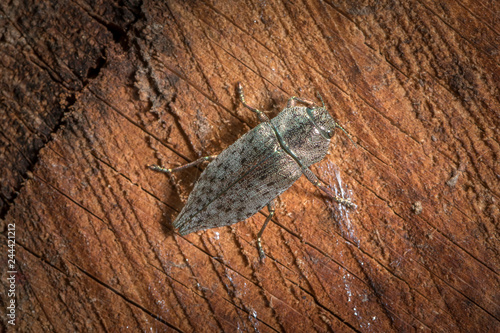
[175, 105, 336, 234]
[150, 83, 354, 259]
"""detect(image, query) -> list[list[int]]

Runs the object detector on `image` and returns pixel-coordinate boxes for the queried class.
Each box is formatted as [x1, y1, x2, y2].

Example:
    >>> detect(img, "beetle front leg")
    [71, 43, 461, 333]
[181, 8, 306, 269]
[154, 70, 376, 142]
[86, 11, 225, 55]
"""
[256, 199, 276, 261]
[149, 155, 217, 173]
[237, 82, 271, 123]
[302, 168, 356, 208]
[287, 96, 316, 108]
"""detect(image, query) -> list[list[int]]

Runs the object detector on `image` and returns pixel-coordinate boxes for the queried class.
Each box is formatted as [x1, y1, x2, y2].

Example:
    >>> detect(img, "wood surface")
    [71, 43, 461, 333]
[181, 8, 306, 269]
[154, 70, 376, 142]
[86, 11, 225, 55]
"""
[1, 0, 499, 332]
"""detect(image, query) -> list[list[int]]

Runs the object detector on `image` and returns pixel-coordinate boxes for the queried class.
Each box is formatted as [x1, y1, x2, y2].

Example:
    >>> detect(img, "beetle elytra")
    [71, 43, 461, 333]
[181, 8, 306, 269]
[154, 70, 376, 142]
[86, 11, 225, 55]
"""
[150, 83, 355, 260]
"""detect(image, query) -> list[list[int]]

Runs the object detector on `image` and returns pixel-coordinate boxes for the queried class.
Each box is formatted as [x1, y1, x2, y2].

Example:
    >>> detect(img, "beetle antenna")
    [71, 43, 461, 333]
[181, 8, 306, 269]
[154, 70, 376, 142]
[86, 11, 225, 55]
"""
[335, 122, 357, 147]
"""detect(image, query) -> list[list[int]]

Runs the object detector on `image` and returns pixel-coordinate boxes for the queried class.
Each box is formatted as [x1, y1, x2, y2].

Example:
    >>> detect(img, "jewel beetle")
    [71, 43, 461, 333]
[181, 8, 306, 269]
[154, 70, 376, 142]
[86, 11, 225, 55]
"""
[150, 83, 355, 259]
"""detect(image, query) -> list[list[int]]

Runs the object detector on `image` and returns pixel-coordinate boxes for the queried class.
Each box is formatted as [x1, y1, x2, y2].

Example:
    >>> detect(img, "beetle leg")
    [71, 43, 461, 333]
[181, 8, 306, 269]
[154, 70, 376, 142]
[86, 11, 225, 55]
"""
[237, 82, 270, 123]
[149, 155, 217, 173]
[301, 168, 357, 208]
[287, 96, 316, 108]
[256, 199, 276, 261]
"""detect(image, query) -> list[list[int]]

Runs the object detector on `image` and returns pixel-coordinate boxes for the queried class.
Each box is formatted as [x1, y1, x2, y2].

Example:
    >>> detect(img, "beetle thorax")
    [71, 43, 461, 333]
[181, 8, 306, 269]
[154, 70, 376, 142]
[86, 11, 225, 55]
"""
[271, 106, 336, 168]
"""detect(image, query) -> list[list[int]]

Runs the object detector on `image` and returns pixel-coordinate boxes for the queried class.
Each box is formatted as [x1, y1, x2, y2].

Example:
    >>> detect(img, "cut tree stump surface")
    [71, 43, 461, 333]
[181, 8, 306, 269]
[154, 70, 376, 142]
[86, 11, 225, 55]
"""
[1, 0, 498, 332]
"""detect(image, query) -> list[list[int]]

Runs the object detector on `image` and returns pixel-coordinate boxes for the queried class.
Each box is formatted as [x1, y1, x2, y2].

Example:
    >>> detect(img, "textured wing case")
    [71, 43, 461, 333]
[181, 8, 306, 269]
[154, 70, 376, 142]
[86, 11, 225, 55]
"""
[174, 122, 302, 235]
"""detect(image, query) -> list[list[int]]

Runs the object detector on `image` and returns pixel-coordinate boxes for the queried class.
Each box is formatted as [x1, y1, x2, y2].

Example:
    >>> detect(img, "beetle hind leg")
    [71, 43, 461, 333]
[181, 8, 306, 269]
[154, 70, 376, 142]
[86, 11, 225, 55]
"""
[149, 155, 217, 173]
[256, 199, 276, 261]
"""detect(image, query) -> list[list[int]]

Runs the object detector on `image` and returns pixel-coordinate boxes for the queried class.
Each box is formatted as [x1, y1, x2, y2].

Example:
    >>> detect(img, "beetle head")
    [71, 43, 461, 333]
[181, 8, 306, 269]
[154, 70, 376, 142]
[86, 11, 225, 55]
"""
[307, 104, 356, 145]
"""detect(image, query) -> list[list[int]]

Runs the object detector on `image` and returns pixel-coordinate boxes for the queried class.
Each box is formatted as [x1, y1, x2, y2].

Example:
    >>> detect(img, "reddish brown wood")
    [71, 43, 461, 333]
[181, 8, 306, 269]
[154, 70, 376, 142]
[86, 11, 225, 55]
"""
[1, 0, 498, 332]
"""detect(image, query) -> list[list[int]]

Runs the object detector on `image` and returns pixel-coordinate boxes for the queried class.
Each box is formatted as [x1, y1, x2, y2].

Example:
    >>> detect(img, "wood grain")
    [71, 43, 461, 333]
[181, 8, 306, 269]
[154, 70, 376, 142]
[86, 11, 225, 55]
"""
[1, 0, 498, 332]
